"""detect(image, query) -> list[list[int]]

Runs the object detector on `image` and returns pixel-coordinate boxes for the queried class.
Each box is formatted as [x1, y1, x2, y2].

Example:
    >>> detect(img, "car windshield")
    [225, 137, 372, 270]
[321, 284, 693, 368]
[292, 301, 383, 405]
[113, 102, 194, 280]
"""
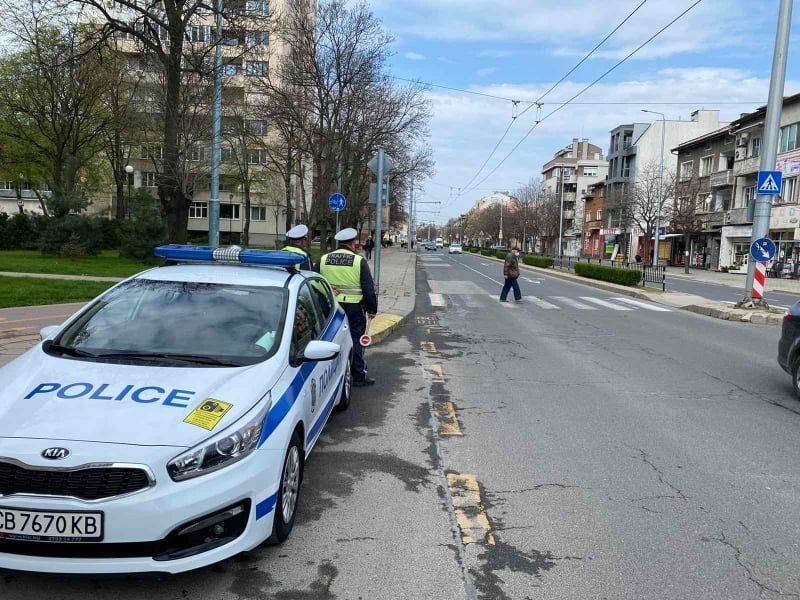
[52, 279, 287, 366]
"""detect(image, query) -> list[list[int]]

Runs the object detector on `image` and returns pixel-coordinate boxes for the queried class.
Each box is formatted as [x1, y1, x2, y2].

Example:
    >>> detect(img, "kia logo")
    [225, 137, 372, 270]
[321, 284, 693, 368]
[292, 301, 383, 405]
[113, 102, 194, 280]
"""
[41, 447, 70, 460]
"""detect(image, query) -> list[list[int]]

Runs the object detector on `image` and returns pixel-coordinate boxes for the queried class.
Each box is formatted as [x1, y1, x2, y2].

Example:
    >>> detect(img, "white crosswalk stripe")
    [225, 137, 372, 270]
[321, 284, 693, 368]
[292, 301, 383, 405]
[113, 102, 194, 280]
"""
[550, 296, 596, 310]
[610, 297, 672, 312]
[429, 293, 446, 307]
[526, 296, 560, 310]
[580, 297, 633, 311]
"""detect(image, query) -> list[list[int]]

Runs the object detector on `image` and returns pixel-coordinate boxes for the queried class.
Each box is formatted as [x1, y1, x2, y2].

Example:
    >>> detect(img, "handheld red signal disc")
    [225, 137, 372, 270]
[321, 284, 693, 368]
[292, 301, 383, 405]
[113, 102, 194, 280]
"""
[360, 334, 372, 347]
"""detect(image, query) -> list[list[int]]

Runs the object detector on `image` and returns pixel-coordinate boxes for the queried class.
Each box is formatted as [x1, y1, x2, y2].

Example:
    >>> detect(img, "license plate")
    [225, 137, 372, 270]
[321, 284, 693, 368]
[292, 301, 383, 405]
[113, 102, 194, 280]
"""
[0, 507, 104, 542]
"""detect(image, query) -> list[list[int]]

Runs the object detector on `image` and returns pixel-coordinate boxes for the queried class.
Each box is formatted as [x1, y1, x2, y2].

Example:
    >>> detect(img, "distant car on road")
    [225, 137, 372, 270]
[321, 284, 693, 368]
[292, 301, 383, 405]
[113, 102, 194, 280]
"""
[778, 300, 800, 398]
[448, 244, 462, 254]
[424, 241, 437, 251]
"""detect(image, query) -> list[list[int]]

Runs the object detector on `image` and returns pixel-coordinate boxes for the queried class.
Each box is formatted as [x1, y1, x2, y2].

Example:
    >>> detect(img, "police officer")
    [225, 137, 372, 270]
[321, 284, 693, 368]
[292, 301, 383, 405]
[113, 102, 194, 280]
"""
[283, 224, 313, 271]
[319, 228, 377, 387]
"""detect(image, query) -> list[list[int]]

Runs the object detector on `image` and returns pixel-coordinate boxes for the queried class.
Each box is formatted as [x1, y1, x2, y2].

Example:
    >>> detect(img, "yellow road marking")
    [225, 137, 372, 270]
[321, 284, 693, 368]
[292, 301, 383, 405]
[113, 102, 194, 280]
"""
[435, 401, 462, 436]
[427, 364, 445, 382]
[446, 473, 495, 546]
[421, 341, 437, 353]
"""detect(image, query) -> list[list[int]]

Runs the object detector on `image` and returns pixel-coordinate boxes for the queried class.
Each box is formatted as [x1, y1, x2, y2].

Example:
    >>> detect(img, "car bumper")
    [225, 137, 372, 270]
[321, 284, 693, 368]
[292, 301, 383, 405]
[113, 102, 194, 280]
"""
[0, 444, 283, 574]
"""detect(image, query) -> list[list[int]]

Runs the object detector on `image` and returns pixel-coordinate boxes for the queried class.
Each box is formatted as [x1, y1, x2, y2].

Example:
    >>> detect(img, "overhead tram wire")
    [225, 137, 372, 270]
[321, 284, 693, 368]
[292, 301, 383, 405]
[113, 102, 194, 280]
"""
[459, 0, 705, 197]
[444, 0, 649, 210]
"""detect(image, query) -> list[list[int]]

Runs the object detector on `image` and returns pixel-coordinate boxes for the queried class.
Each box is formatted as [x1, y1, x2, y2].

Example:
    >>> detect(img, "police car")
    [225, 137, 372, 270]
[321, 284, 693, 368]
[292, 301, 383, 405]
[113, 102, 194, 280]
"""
[0, 245, 353, 574]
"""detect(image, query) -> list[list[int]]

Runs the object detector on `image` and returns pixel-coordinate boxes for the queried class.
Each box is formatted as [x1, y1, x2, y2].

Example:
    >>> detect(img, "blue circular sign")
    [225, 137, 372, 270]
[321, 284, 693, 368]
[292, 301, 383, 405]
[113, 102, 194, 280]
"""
[328, 193, 346, 212]
[750, 237, 776, 262]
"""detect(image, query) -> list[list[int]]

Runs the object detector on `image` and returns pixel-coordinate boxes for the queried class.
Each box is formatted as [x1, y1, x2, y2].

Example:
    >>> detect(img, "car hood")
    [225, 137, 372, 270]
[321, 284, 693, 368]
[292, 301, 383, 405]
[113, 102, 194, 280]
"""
[0, 346, 280, 448]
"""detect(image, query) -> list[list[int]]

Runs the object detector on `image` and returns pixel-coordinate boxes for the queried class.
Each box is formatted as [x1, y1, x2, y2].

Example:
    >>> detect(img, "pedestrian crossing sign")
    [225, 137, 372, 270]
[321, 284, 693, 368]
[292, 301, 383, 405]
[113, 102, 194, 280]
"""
[757, 170, 782, 195]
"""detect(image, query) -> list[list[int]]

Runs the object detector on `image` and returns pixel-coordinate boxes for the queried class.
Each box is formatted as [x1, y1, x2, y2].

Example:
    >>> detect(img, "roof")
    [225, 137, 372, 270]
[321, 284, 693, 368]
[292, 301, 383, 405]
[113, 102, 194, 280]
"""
[671, 126, 733, 153]
[135, 263, 294, 287]
[729, 92, 800, 130]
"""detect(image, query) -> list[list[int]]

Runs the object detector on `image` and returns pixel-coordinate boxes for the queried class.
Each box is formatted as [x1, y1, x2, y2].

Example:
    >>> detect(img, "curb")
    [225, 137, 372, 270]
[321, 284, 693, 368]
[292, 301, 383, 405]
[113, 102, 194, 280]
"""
[370, 313, 409, 345]
[465, 252, 782, 326]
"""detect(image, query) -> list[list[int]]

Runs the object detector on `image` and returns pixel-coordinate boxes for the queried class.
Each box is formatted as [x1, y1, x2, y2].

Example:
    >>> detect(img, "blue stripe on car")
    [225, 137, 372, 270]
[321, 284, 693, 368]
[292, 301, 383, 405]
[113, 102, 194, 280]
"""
[306, 375, 343, 447]
[255, 492, 277, 519]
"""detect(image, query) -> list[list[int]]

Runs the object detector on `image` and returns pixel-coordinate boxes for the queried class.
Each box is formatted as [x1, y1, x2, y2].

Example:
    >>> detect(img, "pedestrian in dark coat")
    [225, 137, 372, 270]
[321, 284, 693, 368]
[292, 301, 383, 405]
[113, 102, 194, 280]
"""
[500, 247, 523, 303]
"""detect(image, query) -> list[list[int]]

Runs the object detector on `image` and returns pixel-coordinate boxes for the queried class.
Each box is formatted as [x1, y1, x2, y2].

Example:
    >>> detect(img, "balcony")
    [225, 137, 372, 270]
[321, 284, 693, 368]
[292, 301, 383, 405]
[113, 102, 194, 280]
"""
[733, 156, 760, 176]
[709, 170, 734, 188]
[563, 209, 575, 219]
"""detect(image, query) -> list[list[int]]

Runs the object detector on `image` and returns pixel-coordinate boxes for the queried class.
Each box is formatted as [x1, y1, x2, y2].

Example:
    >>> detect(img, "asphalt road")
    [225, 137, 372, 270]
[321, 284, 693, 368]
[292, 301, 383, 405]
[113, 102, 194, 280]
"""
[2, 253, 800, 599]
[664, 275, 799, 310]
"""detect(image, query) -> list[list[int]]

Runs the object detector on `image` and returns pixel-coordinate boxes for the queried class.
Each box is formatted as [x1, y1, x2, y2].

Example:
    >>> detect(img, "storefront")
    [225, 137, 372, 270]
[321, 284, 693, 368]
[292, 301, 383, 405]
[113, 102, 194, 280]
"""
[720, 225, 753, 270]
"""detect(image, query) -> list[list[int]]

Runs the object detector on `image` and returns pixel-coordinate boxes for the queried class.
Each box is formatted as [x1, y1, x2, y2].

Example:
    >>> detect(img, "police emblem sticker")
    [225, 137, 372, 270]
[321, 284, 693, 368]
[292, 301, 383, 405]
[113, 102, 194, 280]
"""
[184, 398, 233, 430]
[310, 379, 318, 413]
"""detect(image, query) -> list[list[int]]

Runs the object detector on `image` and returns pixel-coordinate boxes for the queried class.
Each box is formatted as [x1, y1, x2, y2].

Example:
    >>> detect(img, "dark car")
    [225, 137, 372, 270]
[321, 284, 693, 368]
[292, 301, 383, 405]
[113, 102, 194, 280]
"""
[777, 299, 800, 398]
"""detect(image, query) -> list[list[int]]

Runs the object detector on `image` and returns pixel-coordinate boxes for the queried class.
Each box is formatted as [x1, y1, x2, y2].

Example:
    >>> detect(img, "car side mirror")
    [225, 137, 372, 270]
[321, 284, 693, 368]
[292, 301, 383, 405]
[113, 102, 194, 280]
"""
[302, 340, 340, 362]
[39, 325, 61, 341]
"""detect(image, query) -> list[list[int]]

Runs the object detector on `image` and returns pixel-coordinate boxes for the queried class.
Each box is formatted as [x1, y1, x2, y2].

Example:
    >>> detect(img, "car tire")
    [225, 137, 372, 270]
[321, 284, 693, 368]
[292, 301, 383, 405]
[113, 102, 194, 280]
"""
[334, 355, 352, 412]
[792, 355, 800, 400]
[268, 431, 304, 544]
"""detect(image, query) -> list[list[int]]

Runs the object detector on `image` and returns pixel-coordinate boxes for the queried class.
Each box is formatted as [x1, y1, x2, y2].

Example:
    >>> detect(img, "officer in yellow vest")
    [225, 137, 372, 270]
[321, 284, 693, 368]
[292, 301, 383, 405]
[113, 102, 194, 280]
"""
[283, 224, 313, 271]
[318, 227, 377, 387]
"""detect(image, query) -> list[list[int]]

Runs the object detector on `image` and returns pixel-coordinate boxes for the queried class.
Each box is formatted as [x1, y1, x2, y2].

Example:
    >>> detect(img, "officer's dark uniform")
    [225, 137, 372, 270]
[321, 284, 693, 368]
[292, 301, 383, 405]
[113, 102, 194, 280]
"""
[319, 233, 377, 386]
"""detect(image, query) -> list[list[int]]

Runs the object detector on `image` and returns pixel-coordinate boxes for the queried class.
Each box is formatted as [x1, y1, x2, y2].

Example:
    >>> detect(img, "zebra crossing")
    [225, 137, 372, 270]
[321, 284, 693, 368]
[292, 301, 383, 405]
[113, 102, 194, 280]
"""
[428, 292, 670, 312]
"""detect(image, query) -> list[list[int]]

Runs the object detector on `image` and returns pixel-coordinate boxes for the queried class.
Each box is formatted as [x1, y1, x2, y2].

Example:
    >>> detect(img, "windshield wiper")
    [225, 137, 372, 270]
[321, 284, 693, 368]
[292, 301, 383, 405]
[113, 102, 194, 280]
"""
[92, 351, 243, 367]
[46, 342, 98, 358]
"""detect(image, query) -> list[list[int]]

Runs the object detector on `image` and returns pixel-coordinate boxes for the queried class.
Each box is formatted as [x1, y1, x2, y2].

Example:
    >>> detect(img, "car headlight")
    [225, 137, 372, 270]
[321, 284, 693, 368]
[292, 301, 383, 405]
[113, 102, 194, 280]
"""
[168, 393, 271, 482]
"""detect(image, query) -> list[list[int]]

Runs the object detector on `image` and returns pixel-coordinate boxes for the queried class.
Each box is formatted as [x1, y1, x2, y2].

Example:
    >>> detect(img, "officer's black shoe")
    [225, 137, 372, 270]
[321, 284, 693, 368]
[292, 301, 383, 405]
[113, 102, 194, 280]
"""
[353, 378, 376, 387]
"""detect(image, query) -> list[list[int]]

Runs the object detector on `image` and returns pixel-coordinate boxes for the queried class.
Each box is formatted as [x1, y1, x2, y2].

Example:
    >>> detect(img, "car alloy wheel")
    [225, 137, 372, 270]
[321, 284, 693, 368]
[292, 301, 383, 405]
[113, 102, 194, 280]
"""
[281, 445, 300, 523]
[335, 357, 352, 412]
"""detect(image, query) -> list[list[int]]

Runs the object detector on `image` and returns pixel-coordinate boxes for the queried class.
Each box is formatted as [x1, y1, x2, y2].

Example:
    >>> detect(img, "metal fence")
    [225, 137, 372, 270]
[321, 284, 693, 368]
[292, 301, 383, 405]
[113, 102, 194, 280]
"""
[543, 255, 667, 292]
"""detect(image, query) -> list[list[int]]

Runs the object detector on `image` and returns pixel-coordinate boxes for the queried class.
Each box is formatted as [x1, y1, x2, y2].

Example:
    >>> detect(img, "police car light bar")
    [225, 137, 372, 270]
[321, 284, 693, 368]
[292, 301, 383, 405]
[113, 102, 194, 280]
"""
[154, 245, 304, 268]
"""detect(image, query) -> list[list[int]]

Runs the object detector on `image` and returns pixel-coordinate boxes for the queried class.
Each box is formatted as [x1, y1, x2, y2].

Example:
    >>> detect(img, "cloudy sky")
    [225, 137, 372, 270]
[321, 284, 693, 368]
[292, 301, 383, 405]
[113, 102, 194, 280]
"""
[370, 0, 800, 221]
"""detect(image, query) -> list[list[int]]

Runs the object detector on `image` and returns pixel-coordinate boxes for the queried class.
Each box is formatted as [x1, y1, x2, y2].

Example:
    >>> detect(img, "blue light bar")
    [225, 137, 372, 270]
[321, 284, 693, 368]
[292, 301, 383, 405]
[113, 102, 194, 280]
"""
[154, 245, 304, 268]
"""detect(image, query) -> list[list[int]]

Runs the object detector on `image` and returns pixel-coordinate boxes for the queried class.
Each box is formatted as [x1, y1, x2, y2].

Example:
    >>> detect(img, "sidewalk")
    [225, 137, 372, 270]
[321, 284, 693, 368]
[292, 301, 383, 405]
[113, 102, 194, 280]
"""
[0, 271, 125, 282]
[369, 247, 416, 344]
[665, 265, 800, 294]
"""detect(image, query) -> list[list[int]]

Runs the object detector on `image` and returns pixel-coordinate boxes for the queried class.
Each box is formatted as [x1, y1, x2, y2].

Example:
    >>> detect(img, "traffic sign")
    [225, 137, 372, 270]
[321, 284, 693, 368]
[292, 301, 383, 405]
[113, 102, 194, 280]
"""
[757, 170, 782, 195]
[328, 193, 346, 212]
[750, 237, 776, 262]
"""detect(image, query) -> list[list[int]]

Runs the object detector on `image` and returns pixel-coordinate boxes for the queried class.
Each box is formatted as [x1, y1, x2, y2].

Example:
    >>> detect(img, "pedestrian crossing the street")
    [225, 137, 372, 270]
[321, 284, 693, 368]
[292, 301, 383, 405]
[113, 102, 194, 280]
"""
[427, 290, 671, 313]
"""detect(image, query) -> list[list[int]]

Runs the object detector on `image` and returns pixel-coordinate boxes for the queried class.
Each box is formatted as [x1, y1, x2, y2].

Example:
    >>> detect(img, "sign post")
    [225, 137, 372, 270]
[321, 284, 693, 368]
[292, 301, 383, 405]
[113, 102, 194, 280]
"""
[749, 237, 776, 300]
[328, 192, 346, 233]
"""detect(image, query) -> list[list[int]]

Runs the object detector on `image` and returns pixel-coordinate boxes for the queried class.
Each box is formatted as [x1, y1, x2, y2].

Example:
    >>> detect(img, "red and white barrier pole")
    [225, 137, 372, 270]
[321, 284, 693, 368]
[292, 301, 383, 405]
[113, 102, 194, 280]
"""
[752, 261, 767, 300]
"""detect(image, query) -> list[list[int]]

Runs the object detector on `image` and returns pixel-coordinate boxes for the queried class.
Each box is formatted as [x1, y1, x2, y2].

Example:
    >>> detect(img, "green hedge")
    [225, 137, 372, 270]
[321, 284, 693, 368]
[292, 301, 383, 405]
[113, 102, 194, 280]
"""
[480, 249, 494, 257]
[522, 255, 554, 268]
[495, 250, 507, 259]
[574, 262, 642, 286]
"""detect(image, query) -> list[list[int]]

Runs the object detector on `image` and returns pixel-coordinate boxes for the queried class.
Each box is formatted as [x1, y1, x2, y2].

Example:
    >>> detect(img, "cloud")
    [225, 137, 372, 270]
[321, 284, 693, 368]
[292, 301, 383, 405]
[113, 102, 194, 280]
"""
[404, 51, 426, 61]
[437, 56, 458, 65]
[476, 67, 497, 78]
[476, 49, 514, 58]
[420, 68, 800, 218]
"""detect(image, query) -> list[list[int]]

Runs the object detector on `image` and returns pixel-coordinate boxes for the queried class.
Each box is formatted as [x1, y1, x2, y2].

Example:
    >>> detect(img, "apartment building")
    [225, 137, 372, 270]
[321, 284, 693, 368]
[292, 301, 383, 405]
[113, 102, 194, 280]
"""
[541, 138, 608, 256]
[604, 110, 727, 261]
[84, 0, 305, 246]
[581, 181, 606, 258]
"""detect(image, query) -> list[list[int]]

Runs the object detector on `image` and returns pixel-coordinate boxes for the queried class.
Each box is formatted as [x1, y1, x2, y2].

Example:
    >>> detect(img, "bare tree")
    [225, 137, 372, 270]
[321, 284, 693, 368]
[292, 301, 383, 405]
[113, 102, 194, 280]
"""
[671, 174, 706, 273]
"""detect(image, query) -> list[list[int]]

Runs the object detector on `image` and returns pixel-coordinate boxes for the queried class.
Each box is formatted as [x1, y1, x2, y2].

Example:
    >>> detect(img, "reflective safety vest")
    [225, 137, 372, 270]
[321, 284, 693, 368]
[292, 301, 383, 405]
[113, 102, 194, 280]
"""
[283, 245, 311, 271]
[319, 249, 363, 303]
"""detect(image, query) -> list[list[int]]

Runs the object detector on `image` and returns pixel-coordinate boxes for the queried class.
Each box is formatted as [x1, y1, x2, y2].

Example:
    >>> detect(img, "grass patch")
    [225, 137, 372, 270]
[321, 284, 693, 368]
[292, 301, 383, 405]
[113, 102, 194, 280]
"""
[0, 250, 156, 278]
[0, 277, 116, 308]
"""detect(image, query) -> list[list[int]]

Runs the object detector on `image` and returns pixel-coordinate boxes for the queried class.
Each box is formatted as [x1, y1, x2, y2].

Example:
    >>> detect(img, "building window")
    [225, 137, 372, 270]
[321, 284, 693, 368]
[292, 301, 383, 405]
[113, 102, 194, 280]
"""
[699, 155, 714, 177]
[248, 148, 268, 164]
[250, 206, 266, 221]
[142, 172, 158, 188]
[186, 25, 211, 43]
[219, 176, 237, 192]
[596, 209, 602, 221]
[187, 146, 204, 162]
[743, 185, 756, 204]
[582, 166, 598, 177]
[245, 0, 269, 15]
[622, 157, 631, 178]
[245, 61, 268, 76]
[223, 64, 239, 76]
[189, 202, 208, 219]
[751, 137, 762, 158]
[221, 147, 235, 162]
[222, 29, 240, 46]
[782, 176, 798, 204]
[246, 31, 269, 46]
[779, 123, 799, 154]
[220, 203, 241, 219]
[247, 119, 267, 135]
[141, 144, 163, 160]
[680, 160, 693, 180]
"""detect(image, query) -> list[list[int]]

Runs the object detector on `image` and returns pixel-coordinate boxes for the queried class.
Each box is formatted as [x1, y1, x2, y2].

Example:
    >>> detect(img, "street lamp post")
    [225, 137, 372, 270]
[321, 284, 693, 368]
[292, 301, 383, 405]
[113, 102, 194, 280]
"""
[124, 165, 134, 218]
[16, 199, 24, 215]
[642, 109, 666, 266]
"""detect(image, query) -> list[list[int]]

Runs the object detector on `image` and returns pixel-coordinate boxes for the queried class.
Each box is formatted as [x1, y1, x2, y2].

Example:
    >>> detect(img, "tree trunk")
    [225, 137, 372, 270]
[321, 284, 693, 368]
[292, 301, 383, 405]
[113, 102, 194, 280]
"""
[114, 131, 126, 220]
[284, 145, 293, 231]
[243, 181, 251, 246]
[115, 176, 126, 220]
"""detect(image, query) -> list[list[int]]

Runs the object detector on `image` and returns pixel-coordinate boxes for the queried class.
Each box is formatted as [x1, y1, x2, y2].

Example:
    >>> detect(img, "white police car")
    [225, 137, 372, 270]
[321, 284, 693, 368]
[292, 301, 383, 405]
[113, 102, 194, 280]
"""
[0, 245, 353, 574]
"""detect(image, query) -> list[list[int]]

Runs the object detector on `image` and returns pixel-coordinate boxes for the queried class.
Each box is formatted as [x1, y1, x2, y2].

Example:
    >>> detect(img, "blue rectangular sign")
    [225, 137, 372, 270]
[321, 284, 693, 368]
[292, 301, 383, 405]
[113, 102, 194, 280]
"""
[756, 170, 782, 196]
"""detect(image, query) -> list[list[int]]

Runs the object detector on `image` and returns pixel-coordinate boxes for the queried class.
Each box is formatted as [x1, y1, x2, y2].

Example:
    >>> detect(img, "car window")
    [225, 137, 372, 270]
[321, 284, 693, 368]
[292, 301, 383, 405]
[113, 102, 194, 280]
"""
[53, 279, 287, 366]
[308, 278, 334, 326]
[291, 284, 321, 362]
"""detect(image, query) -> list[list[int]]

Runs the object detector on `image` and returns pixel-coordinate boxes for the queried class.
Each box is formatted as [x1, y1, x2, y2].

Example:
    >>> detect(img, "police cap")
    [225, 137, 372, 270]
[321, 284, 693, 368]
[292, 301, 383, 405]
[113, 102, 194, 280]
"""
[286, 224, 309, 240]
[335, 227, 358, 242]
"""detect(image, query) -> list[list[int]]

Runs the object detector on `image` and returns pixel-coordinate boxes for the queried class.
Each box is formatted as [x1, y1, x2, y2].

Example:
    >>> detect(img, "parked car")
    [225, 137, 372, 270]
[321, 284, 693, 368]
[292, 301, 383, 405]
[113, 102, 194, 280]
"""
[448, 244, 462, 254]
[778, 300, 800, 398]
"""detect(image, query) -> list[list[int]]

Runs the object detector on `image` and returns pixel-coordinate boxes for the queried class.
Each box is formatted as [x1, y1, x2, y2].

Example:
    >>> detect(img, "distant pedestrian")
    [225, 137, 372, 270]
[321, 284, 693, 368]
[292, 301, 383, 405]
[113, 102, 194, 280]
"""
[499, 246, 523, 303]
[364, 236, 375, 260]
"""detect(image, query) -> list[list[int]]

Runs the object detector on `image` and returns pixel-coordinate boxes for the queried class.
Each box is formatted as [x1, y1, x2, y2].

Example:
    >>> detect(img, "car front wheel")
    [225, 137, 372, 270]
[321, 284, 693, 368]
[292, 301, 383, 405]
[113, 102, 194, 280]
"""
[792, 355, 800, 400]
[335, 355, 352, 412]
[269, 432, 304, 544]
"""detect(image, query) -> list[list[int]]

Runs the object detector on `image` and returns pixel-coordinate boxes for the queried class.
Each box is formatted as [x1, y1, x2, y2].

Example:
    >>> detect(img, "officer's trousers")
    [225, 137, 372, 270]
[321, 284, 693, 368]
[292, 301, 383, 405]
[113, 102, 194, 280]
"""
[341, 302, 368, 381]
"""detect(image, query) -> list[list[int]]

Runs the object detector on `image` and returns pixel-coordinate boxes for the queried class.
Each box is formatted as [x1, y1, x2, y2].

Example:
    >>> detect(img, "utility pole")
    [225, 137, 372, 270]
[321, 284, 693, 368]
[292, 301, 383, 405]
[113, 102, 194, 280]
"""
[741, 0, 793, 307]
[408, 178, 414, 252]
[499, 201, 504, 246]
[643, 110, 666, 266]
[208, 0, 224, 247]
[557, 168, 565, 256]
